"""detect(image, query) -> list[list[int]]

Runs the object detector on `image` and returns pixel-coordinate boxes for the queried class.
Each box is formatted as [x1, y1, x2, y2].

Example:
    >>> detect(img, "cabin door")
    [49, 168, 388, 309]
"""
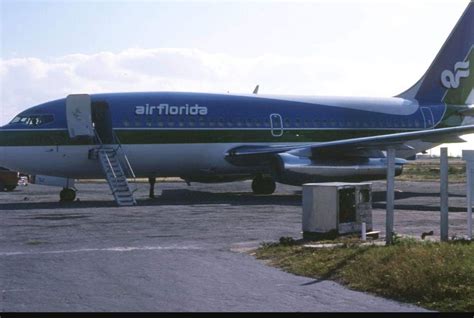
[270, 113, 283, 137]
[66, 94, 94, 138]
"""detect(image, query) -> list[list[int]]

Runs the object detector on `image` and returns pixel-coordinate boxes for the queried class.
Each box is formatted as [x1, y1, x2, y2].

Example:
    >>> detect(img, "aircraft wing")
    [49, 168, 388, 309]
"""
[226, 124, 474, 161]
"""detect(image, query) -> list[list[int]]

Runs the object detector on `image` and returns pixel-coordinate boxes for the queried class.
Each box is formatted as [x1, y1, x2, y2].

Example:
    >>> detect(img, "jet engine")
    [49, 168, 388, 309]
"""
[275, 153, 405, 186]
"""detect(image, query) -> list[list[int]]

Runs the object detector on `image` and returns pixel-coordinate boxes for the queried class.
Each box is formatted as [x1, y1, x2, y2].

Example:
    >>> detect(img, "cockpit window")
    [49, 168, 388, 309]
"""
[10, 114, 54, 126]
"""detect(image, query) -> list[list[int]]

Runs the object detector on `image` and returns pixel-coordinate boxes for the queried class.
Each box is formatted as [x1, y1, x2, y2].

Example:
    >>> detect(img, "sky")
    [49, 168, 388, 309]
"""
[0, 0, 472, 156]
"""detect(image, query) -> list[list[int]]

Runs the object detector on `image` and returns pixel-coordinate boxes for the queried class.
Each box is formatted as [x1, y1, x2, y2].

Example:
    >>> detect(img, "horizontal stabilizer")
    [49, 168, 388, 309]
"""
[460, 107, 474, 116]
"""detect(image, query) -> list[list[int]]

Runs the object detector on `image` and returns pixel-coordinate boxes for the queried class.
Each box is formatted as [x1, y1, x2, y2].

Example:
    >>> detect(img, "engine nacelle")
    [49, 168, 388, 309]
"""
[275, 153, 404, 186]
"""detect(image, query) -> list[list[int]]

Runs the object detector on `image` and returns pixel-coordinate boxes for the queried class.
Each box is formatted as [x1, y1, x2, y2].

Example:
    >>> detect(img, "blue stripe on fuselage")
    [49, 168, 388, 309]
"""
[1, 92, 446, 131]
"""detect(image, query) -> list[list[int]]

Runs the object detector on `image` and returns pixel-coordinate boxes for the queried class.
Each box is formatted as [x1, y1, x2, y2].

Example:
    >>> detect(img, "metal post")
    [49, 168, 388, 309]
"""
[440, 147, 449, 241]
[468, 161, 472, 240]
[361, 222, 367, 241]
[148, 177, 156, 199]
[462, 150, 473, 240]
[386, 147, 396, 245]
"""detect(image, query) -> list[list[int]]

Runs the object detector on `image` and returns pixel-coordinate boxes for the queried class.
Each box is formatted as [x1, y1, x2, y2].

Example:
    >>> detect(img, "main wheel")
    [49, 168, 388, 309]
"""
[60, 188, 76, 202]
[251, 176, 276, 195]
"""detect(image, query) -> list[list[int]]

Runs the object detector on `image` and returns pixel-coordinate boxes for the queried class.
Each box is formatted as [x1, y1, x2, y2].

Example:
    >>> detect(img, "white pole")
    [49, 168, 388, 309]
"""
[361, 222, 367, 241]
[386, 147, 396, 245]
[468, 161, 472, 240]
[463, 150, 473, 241]
[440, 147, 449, 241]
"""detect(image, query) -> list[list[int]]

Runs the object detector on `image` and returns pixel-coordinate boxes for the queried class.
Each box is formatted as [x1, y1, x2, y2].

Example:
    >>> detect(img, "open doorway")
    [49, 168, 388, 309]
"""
[92, 101, 114, 144]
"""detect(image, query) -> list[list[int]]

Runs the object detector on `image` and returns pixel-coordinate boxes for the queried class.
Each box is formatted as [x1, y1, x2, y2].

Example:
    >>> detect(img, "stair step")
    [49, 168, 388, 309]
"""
[98, 150, 136, 206]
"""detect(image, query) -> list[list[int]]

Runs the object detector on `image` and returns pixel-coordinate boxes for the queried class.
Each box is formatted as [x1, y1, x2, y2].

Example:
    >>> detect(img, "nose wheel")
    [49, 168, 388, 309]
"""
[251, 176, 276, 195]
[60, 188, 76, 202]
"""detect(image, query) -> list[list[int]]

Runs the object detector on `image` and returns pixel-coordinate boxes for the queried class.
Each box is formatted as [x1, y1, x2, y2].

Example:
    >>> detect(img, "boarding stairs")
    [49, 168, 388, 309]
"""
[91, 131, 137, 206]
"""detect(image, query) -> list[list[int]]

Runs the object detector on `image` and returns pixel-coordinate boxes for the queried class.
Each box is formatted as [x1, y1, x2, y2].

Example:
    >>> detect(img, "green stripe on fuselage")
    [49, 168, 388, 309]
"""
[0, 128, 410, 146]
[0, 130, 93, 146]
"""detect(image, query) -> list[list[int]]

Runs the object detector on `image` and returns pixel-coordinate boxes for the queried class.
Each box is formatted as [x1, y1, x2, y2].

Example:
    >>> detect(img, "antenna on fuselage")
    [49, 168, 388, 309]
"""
[253, 85, 259, 94]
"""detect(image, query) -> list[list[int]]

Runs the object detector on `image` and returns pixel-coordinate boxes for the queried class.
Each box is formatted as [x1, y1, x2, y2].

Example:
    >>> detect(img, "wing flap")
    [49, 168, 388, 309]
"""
[226, 125, 474, 162]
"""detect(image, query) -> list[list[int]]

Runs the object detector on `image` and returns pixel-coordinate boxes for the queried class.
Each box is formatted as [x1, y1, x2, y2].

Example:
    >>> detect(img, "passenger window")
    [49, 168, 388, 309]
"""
[218, 118, 225, 127]
[135, 117, 142, 127]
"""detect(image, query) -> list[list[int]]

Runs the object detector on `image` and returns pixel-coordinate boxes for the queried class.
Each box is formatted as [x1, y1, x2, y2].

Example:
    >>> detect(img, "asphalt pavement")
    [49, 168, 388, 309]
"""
[2, 179, 467, 311]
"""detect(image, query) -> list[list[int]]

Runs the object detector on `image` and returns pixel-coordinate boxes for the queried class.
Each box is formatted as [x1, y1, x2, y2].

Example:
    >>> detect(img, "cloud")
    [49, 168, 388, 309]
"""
[0, 47, 400, 124]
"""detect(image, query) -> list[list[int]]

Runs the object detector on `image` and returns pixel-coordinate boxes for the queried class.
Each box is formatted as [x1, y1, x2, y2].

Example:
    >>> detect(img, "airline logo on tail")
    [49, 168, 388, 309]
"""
[441, 60, 470, 89]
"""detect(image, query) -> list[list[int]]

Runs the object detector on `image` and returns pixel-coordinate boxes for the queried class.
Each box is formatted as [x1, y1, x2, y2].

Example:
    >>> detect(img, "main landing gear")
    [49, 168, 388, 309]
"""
[59, 188, 76, 202]
[148, 177, 156, 199]
[251, 175, 276, 195]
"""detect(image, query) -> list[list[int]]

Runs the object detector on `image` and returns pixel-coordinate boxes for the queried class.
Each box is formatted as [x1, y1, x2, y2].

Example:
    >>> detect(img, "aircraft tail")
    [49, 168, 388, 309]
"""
[397, 1, 473, 106]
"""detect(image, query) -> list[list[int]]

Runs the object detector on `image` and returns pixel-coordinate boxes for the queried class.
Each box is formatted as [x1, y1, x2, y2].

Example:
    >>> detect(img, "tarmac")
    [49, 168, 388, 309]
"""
[0, 179, 470, 312]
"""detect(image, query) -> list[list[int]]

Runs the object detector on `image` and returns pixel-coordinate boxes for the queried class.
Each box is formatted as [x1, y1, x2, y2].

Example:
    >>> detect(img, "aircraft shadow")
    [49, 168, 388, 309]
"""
[372, 190, 465, 202]
[371, 190, 467, 212]
[146, 189, 303, 206]
[0, 189, 467, 212]
[0, 189, 303, 210]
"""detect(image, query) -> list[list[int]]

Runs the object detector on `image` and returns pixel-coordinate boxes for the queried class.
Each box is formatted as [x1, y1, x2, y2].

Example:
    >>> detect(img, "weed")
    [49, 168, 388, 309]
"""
[255, 239, 474, 311]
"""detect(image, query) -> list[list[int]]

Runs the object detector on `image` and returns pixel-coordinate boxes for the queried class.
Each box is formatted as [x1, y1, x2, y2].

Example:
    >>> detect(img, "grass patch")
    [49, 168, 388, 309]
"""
[397, 160, 466, 182]
[256, 238, 474, 311]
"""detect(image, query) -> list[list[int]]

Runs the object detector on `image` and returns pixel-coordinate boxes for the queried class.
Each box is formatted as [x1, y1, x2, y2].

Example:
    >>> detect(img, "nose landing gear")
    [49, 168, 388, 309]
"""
[251, 175, 276, 195]
[59, 188, 76, 202]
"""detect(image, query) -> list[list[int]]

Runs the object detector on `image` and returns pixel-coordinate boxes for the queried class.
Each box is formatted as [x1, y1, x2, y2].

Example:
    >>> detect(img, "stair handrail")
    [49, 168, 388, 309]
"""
[93, 128, 104, 147]
[112, 131, 138, 192]
[103, 153, 117, 180]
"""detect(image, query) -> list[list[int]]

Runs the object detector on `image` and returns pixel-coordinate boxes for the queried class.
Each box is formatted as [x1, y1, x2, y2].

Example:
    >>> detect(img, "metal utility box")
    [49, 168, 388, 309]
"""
[302, 182, 372, 238]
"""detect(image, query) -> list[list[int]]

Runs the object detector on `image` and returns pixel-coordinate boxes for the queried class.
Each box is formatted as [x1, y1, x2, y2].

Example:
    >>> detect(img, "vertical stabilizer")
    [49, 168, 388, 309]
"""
[398, 2, 473, 105]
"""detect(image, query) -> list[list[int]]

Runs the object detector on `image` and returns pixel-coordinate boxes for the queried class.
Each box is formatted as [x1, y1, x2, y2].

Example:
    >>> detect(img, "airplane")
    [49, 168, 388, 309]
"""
[0, 2, 473, 205]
